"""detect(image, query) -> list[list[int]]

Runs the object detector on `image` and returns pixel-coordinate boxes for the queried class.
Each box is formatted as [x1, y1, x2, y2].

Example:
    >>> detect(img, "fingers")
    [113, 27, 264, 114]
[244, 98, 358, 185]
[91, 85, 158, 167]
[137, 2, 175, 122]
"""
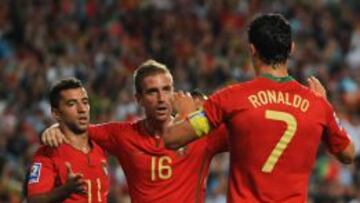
[307, 77, 315, 91]
[63, 136, 70, 144]
[65, 162, 74, 177]
[63, 162, 88, 195]
[73, 174, 87, 193]
[307, 76, 327, 99]
[42, 125, 67, 147]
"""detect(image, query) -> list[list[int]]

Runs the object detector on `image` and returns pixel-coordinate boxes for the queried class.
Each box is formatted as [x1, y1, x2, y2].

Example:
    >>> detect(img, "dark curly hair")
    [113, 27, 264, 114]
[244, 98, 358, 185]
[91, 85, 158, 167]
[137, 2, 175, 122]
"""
[248, 13, 292, 65]
[49, 77, 84, 108]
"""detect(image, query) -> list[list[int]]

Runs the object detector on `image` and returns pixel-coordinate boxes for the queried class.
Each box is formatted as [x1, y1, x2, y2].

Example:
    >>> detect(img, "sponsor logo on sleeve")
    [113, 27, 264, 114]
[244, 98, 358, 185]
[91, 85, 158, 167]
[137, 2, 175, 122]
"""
[333, 112, 343, 130]
[28, 163, 42, 184]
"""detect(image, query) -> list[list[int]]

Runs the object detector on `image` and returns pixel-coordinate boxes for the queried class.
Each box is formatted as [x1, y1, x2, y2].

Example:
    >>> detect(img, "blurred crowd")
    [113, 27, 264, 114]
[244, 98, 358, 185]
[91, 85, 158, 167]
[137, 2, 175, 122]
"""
[0, 0, 360, 202]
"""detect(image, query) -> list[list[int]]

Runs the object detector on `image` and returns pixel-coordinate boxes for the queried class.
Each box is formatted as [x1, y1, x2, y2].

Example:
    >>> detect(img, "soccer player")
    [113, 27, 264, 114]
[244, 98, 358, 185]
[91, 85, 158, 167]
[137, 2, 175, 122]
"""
[41, 60, 229, 203]
[27, 78, 109, 203]
[163, 13, 355, 203]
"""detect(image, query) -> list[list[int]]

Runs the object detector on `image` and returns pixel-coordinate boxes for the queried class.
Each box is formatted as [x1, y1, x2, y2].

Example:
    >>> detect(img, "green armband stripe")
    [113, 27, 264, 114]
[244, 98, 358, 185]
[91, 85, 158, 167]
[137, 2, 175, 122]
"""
[187, 110, 211, 137]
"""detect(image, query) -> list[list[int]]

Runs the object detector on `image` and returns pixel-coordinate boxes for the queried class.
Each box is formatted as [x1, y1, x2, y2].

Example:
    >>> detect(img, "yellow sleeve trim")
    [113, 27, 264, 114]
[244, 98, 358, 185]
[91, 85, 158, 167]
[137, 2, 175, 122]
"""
[187, 109, 211, 137]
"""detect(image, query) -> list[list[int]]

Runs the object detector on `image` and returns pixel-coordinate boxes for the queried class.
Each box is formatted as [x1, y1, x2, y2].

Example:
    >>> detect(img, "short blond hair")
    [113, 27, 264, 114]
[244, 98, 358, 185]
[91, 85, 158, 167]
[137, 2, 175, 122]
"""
[133, 59, 170, 94]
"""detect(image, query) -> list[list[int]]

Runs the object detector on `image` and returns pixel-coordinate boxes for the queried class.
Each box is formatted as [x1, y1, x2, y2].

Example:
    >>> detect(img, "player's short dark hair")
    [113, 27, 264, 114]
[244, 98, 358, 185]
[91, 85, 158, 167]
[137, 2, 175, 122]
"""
[49, 77, 84, 108]
[248, 13, 292, 65]
[133, 59, 171, 94]
[190, 89, 208, 100]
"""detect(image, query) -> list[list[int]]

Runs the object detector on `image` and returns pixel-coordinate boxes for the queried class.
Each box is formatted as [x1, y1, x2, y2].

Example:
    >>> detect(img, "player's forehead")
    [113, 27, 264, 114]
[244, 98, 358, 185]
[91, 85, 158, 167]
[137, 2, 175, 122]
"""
[59, 87, 88, 101]
[141, 73, 173, 90]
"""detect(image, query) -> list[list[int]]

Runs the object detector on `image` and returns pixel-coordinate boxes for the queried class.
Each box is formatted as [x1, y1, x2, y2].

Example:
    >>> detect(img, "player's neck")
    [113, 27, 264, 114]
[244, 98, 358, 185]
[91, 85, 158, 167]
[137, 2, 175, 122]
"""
[143, 117, 173, 137]
[60, 125, 91, 153]
[256, 62, 289, 78]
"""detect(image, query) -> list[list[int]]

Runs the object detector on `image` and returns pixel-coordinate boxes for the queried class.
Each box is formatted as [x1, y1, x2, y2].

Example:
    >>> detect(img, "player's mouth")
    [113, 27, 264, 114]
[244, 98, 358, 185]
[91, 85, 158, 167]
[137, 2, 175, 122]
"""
[156, 106, 168, 114]
[78, 116, 89, 124]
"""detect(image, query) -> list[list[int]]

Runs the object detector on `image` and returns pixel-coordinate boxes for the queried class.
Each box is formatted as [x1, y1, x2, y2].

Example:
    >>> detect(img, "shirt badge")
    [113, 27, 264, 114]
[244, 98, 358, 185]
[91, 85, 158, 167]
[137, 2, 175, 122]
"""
[28, 163, 42, 184]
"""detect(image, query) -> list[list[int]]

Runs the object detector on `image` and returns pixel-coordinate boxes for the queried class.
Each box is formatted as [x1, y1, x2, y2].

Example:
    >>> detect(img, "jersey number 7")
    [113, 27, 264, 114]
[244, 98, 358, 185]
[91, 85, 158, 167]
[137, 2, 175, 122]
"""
[262, 110, 298, 173]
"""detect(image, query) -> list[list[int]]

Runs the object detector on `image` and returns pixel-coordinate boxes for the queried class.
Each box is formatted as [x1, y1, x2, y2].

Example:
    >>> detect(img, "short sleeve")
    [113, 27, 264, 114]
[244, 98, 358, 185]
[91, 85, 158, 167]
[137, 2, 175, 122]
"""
[322, 100, 351, 155]
[88, 122, 122, 155]
[27, 148, 56, 197]
[205, 124, 229, 156]
[203, 87, 232, 128]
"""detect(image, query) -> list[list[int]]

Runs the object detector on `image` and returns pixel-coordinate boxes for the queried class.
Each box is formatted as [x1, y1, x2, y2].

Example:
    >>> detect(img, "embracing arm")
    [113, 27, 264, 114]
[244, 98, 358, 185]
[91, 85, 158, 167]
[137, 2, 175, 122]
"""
[164, 92, 212, 149]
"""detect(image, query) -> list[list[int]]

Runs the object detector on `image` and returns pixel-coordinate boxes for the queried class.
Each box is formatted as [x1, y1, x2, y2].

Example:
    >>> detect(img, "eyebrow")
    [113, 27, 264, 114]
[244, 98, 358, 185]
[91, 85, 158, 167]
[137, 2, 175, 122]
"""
[65, 97, 89, 103]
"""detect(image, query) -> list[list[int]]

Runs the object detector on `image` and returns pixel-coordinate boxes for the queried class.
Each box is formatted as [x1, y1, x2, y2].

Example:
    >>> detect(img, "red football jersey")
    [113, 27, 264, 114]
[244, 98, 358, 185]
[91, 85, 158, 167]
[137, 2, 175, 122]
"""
[203, 76, 351, 203]
[27, 141, 109, 203]
[88, 120, 228, 203]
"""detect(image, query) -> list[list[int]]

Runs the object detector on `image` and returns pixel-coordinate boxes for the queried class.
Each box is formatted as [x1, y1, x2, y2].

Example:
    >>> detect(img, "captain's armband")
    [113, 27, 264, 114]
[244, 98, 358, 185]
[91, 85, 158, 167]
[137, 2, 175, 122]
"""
[186, 109, 211, 137]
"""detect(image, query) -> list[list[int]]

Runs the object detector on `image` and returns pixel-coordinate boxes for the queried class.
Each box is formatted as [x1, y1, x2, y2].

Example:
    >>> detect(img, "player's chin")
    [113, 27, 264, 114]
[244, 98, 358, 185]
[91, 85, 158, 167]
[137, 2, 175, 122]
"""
[154, 113, 171, 122]
[75, 123, 89, 133]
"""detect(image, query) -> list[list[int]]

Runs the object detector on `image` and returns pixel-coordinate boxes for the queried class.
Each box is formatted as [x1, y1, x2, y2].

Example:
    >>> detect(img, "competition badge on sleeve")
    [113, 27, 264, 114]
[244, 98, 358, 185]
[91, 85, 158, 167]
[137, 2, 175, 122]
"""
[333, 112, 343, 130]
[28, 163, 42, 184]
[101, 160, 108, 176]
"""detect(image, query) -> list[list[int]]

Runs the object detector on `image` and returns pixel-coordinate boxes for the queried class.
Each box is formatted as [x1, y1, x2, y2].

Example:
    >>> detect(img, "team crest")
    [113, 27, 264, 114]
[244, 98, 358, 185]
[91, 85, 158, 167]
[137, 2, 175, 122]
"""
[28, 163, 42, 184]
[101, 160, 108, 176]
[176, 146, 188, 157]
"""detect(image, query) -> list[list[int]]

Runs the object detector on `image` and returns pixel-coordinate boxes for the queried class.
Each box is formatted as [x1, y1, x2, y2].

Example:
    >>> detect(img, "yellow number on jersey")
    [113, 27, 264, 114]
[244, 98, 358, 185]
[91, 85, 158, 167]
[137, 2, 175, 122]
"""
[151, 156, 172, 181]
[262, 110, 298, 173]
[85, 178, 102, 203]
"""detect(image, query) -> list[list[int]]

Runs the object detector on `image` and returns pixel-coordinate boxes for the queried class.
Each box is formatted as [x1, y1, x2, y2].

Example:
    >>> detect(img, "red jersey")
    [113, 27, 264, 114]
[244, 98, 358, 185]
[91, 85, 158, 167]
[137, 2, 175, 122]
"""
[27, 140, 109, 203]
[88, 120, 228, 203]
[203, 76, 351, 203]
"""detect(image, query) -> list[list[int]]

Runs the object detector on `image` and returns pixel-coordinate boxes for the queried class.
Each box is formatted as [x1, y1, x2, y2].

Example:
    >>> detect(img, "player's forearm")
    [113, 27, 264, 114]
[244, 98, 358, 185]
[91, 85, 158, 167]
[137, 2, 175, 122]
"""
[336, 142, 355, 164]
[164, 120, 198, 149]
[28, 185, 72, 203]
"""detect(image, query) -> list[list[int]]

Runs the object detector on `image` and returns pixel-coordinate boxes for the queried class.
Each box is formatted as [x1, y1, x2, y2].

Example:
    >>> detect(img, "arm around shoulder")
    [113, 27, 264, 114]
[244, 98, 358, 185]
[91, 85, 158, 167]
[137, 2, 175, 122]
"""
[164, 120, 198, 150]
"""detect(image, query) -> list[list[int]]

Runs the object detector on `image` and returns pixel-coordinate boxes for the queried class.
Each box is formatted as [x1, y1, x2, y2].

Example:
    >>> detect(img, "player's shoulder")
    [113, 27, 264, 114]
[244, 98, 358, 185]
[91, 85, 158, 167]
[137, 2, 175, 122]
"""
[33, 145, 59, 159]
[212, 82, 248, 98]
[295, 82, 329, 103]
[90, 121, 134, 131]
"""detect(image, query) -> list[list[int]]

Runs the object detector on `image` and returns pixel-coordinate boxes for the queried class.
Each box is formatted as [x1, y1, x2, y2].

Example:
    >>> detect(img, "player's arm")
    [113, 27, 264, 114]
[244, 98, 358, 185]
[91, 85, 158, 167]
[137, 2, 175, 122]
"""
[40, 123, 69, 147]
[164, 92, 212, 149]
[322, 102, 355, 164]
[28, 176, 85, 203]
[335, 142, 355, 164]
[40, 123, 117, 151]
[27, 152, 86, 203]
[308, 77, 355, 164]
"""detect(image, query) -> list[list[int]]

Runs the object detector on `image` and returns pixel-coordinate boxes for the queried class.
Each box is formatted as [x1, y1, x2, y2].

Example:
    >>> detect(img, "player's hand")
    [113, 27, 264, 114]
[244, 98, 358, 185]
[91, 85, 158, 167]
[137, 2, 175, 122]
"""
[41, 123, 69, 147]
[307, 76, 327, 99]
[172, 91, 198, 118]
[64, 162, 87, 195]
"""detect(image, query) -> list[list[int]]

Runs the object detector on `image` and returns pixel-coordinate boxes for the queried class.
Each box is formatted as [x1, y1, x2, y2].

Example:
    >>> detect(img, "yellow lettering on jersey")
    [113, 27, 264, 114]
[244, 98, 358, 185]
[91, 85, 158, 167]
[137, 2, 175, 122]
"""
[248, 95, 261, 108]
[267, 90, 277, 104]
[284, 93, 291, 106]
[293, 94, 302, 108]
[248, 90, 310, 112]
[301, 100, 310, 112]
[277, 91, 285, 104]
[258, 91, 268, 105]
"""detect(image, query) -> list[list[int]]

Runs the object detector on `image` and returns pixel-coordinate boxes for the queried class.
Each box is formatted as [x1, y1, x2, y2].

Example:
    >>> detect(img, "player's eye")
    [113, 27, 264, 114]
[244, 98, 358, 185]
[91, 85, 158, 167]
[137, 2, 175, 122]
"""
[82, 99, 89, 105]
[66, 101, 76, 106]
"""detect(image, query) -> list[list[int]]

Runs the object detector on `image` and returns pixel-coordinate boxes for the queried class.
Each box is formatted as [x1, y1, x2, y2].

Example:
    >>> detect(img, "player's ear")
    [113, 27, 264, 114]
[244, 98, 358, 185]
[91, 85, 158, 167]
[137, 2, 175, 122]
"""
[250, 43, 257, 56]
[51, 108, 61, 122]
[290, 42, 295, 55]
[135, 93, 142, 105]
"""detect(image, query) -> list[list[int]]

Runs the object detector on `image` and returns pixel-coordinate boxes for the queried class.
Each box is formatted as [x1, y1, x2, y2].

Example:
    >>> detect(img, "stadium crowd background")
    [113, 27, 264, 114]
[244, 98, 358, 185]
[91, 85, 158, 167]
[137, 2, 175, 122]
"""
[0, 0, 359, 202]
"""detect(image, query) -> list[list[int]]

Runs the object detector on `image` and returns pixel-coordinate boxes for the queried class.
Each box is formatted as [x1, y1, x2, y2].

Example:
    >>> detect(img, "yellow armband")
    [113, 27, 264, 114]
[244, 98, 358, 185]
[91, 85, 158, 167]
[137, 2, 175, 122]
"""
[187, 109, 211, 137]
